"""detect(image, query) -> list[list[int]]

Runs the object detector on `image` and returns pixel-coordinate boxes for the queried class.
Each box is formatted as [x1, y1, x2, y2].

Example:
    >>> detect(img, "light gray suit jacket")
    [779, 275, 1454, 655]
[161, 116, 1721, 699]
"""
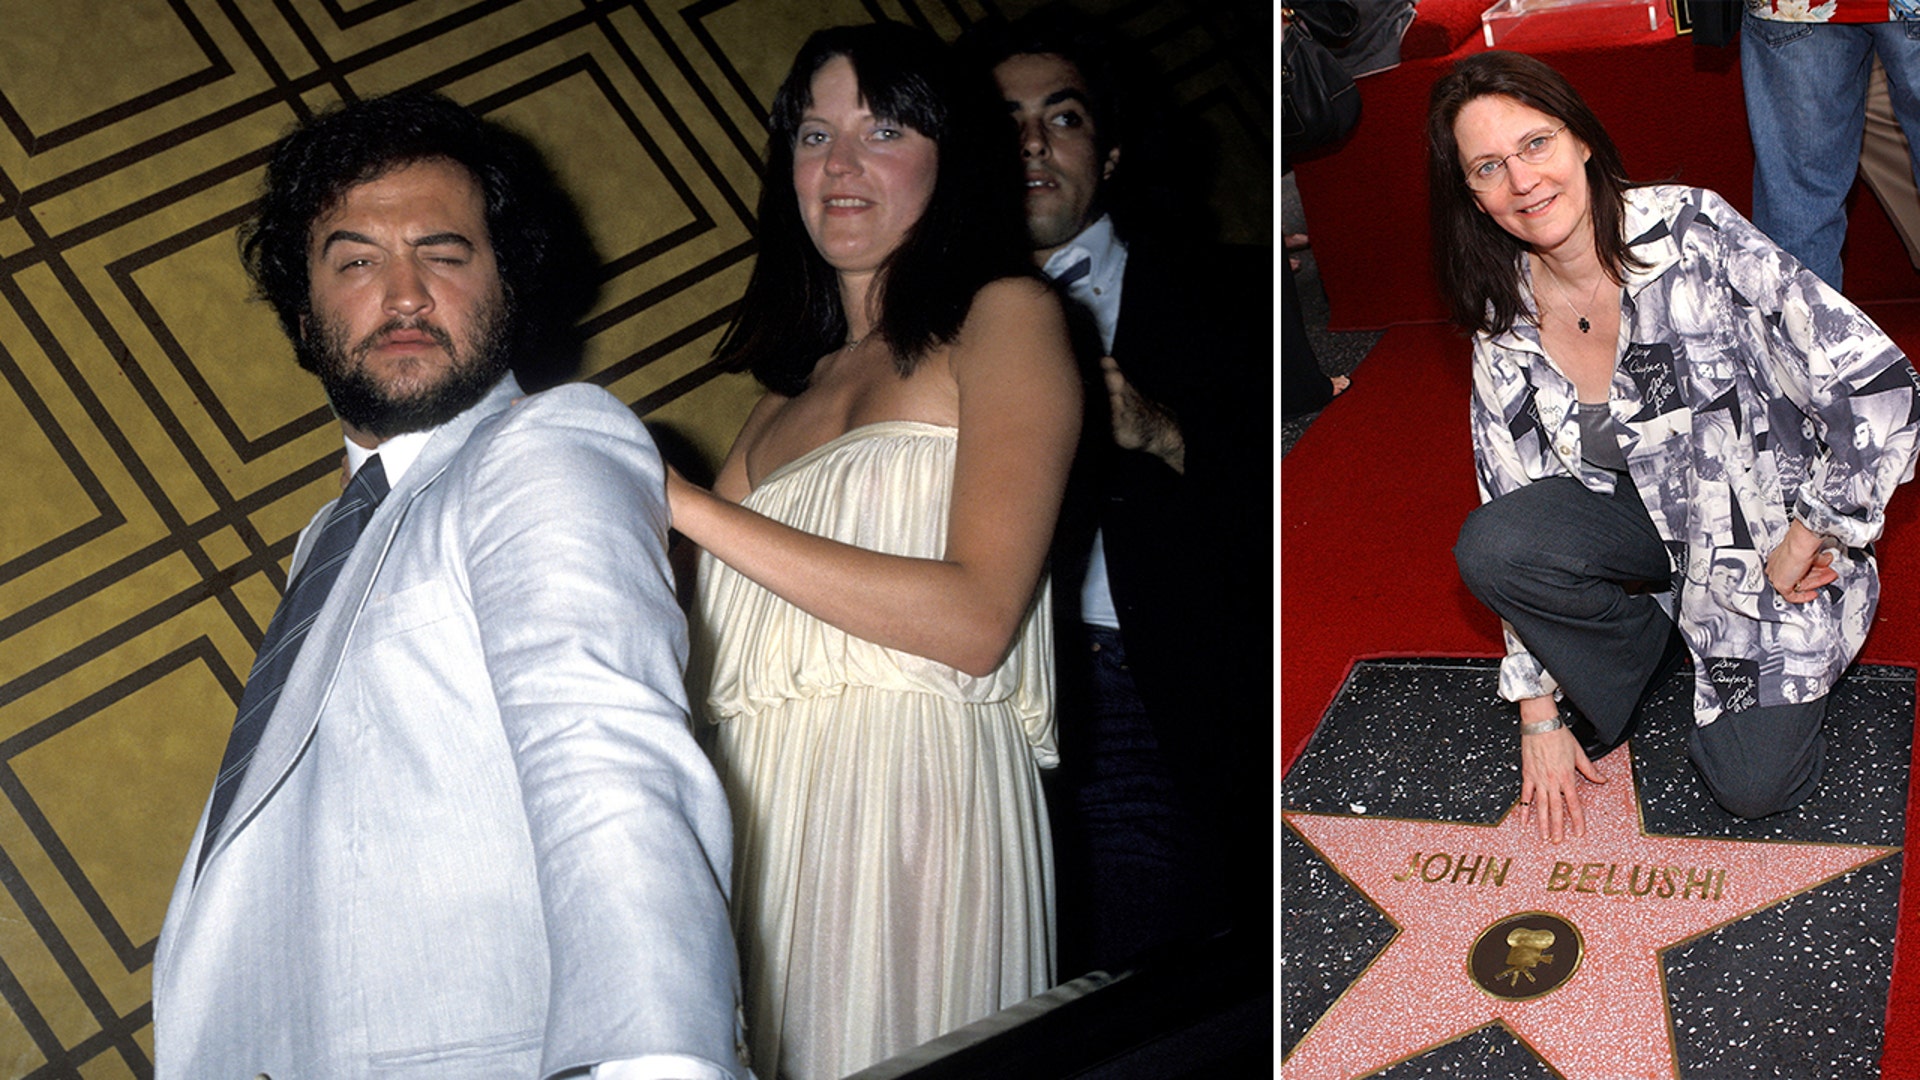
[153, 377, 746, 1079]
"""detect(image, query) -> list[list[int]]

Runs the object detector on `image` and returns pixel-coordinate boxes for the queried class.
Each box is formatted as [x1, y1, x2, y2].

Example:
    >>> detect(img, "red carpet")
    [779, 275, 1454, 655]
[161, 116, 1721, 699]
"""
[1291, 22, 1920, 332]
[1280, 303, 1920, 1076]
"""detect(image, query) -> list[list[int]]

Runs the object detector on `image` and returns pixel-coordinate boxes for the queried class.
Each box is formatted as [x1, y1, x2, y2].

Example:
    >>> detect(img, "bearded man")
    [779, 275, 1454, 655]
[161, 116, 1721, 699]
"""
[152, 89, 746, 1080]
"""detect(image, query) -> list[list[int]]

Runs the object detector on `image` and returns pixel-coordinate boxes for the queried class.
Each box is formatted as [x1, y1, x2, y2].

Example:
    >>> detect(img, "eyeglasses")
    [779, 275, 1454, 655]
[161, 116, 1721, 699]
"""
[1462, 124, 1569, 192]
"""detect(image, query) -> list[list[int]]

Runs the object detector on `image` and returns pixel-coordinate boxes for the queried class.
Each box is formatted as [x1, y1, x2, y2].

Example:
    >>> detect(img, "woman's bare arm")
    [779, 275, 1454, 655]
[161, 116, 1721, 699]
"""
[669, 277, 1081, 675]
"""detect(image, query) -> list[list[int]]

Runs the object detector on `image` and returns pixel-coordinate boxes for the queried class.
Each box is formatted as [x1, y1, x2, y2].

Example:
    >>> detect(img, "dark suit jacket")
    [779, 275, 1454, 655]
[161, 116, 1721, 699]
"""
[1051, 237, 1273, 903]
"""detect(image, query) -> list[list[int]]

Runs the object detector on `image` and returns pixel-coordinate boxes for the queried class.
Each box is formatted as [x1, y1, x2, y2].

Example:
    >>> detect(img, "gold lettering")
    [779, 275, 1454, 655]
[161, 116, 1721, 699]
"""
[1547, 861, 1574, 891]
[1451, 854, 1482, 886]
[1714, 868, 1727, 900]
[1602, 863, 1627, 896]
[1684, 867, 1713, 900]
[1575, 863, 1604, 893]
[1393, 852, 1420, 882]
[1630, 864, 1657, 896]
[1394, 852, 1519, 888]
[1658, 867, 1678, 898]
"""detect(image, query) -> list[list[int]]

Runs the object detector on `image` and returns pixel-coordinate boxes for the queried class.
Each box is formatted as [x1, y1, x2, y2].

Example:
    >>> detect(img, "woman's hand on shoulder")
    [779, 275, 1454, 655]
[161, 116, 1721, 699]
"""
[672, 391, 788, 547]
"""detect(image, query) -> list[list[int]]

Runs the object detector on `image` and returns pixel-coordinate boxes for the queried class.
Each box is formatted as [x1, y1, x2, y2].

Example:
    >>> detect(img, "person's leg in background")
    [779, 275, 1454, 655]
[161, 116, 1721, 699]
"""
[1857, 55, 1920, 271]
[1864, 20, 1920, 277]
[1742, 11, 1874, 288]
[1283, 265, 1338, 417]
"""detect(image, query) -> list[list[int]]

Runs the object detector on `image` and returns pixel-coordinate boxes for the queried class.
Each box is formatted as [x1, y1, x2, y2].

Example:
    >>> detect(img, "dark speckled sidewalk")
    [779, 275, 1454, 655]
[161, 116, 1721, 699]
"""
[1282, 658, 1911, 1079]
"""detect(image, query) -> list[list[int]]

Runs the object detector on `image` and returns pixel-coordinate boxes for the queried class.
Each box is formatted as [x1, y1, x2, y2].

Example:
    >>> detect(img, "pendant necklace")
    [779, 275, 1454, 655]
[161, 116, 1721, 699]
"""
[1537, 256, 1604, 334]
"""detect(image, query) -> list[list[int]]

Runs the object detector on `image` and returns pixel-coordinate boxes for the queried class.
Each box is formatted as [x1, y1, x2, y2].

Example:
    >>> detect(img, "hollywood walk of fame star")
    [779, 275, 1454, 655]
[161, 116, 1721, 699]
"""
[1282, 745, 1895, 1080]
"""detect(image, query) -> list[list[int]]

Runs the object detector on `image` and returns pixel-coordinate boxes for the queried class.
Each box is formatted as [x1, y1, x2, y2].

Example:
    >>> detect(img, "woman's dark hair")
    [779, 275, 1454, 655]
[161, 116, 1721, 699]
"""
[1426, 50, 1646, 334]
[714, 21, 1031, 397]
[241, 88, 597, 380]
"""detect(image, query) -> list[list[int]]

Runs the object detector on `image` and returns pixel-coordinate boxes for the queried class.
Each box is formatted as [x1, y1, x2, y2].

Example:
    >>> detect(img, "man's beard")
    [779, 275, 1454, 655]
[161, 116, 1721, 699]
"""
[297, 298, 515, 440]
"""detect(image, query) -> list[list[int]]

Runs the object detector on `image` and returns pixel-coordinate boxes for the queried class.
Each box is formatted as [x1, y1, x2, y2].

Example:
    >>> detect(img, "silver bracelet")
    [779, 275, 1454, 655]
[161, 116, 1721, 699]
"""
[1519, 713, 1567, 737]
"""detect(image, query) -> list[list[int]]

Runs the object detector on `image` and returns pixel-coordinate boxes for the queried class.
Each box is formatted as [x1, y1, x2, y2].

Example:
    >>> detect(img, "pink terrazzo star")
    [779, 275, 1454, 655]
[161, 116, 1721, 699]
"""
[1282, 745, 1895, 1080]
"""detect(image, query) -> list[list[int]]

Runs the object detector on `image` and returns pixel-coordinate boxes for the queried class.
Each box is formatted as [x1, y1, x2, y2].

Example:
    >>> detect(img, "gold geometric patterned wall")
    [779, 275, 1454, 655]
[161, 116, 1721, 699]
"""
[0, 1, 1269, 1074]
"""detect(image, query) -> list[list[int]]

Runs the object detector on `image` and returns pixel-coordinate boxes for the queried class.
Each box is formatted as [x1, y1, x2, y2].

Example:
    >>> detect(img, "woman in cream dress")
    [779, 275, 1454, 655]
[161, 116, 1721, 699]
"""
[666, 23, 1081, 1080]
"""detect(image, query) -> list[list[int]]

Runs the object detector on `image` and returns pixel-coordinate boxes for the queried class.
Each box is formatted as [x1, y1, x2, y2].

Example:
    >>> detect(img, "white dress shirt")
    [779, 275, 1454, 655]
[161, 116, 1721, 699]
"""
[1043, 214, 1130, 631]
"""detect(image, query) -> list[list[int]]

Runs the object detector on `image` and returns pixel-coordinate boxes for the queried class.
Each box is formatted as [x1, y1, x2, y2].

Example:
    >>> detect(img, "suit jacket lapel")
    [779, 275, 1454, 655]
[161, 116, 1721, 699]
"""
[196, 376, 521, 877]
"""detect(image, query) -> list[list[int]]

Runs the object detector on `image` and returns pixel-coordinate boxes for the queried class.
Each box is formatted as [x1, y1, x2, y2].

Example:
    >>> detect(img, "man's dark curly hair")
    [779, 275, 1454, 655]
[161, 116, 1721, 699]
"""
[241, 88, 594, 376]
[956, 3, 1187, 245]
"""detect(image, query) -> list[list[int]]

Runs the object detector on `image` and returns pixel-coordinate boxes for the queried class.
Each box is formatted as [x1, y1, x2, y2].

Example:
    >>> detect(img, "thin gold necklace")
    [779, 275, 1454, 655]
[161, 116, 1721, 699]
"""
[1536, 256, 1604, 334]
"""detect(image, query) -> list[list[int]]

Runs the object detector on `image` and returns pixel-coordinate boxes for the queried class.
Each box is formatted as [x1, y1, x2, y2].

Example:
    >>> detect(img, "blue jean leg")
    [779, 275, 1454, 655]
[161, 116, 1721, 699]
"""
[1742, 11, 1875, 288]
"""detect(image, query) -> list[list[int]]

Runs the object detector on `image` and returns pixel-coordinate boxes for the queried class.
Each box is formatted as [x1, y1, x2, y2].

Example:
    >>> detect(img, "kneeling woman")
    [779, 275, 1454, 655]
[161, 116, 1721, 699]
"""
[1429, 51, 1920, 840]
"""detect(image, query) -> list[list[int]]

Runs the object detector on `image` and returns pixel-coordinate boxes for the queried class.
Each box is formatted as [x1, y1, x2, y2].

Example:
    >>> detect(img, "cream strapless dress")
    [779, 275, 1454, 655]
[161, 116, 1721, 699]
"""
[692, 421, 1056, 1079]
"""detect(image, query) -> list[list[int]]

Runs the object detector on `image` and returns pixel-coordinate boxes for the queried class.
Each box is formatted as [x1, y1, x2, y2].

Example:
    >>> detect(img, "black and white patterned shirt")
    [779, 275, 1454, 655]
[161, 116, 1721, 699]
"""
[1470, 185, 1920, 724]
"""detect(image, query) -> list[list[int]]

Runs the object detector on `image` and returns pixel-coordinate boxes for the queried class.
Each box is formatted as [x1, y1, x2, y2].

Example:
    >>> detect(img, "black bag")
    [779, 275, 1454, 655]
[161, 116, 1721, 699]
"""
[1282, 3, 1363, 156]
[1289, 0, 1362, 43]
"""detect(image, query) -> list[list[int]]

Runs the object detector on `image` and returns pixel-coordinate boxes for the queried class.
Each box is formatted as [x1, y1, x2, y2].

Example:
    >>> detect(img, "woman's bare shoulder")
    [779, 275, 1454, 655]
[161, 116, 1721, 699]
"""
[956, 274, 1066, 345]
[949, 276, 1079, 417]
[971, 273, 1058, 312]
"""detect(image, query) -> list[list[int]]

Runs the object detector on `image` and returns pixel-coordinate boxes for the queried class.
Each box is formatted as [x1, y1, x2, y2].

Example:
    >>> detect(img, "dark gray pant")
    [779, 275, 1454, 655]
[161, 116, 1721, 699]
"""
[1455, 476, 1825, 818]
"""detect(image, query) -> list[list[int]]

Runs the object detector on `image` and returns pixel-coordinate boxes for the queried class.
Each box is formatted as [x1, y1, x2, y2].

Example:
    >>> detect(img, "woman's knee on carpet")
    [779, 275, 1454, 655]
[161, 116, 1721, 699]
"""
[1686, 702, 1828, 819]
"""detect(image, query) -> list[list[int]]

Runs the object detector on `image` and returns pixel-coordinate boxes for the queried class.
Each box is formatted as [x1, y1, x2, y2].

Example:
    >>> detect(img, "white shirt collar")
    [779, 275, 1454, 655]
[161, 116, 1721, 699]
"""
[1042, 213, 1126, 287]
[1042, 214, 1129, 353]
[344, 427, 434, 488]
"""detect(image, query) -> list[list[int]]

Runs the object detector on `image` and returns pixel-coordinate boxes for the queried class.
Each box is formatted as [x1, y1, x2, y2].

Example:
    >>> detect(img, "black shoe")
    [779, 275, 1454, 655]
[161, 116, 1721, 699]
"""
[1564, 706, 1626, 761]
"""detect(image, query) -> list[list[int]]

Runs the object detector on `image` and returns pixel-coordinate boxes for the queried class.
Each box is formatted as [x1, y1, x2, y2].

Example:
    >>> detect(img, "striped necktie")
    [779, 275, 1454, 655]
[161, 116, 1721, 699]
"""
[197, 454, 389, 875]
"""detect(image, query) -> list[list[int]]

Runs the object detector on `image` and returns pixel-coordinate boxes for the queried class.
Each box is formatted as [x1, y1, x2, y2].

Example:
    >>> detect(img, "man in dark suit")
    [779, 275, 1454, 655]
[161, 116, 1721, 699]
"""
[969, 9, 1272, 977]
